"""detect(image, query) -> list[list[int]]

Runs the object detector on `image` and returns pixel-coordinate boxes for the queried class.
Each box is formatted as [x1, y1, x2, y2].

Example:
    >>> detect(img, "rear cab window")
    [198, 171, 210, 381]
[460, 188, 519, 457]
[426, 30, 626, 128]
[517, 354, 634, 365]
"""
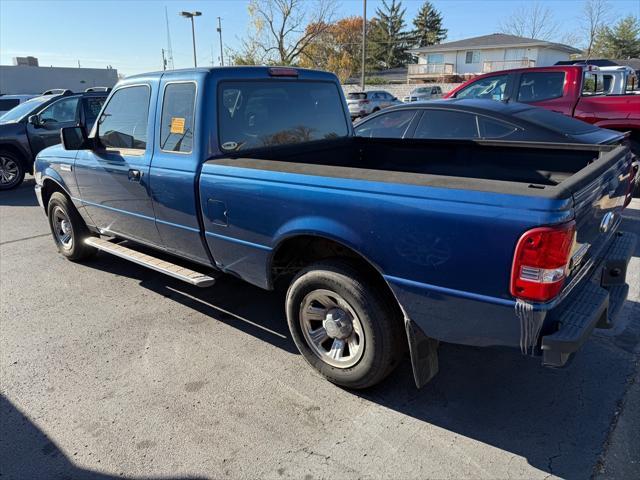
[160, 82, 196, 153]
[517, 71, 565, 102]
[218, 81, 349, 152]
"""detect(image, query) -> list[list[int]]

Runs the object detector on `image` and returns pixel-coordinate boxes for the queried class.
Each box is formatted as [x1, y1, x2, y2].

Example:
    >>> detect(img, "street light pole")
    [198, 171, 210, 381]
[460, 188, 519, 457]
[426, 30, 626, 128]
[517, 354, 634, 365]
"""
[361, 0, 366, 91]
[180, 11, 202, 68]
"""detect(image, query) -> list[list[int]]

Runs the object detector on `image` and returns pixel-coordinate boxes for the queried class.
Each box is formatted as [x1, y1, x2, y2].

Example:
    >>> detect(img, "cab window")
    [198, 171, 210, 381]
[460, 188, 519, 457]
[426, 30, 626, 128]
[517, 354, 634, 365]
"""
[39, 97, 79, 124]
[517, 72, 565, 102]
[455, 75, 508, 101]
[160, 82, 196, 153]
[98, 85, 150, 151]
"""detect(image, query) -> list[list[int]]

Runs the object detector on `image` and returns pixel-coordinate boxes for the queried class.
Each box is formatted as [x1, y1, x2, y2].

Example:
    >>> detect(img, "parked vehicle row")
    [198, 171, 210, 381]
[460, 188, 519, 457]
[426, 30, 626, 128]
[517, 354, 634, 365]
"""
[0, 89, 109, 189]
[446, 65, 640, 153]
[353, 98, 626, 146]
[33, 66, 636, 390]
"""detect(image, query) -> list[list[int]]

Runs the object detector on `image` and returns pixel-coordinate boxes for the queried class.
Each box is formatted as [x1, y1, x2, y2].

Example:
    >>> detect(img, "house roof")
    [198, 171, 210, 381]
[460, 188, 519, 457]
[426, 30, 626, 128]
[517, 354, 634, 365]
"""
[407, 33, 582, 55]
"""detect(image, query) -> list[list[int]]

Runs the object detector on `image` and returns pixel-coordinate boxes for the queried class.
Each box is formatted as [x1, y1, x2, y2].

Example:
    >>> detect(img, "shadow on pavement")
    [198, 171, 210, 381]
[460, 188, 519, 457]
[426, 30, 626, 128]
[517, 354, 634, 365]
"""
[0, 178, 39, 207]
[0, 395, 208, 480]
[56, 202, 640, 478]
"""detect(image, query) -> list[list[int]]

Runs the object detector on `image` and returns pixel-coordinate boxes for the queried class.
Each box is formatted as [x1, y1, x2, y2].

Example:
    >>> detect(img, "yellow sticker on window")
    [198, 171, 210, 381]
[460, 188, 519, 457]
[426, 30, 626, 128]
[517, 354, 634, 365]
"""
[170, 117, 186, 134]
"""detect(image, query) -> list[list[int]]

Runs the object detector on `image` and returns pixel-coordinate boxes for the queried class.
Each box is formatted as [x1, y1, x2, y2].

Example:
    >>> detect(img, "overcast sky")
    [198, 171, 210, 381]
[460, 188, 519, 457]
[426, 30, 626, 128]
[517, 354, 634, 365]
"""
[1, 0, 638, 75]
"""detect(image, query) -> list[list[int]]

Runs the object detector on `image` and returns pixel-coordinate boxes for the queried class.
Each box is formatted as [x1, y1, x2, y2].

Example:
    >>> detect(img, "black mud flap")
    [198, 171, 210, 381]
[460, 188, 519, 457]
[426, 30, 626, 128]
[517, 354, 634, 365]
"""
[405, 318, 439, 389]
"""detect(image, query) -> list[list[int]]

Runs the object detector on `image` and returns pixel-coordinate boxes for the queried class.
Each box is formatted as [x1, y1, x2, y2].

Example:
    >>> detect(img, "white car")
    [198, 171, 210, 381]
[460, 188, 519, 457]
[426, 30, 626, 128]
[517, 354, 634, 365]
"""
[0, 94, 38, 117]
[347, 90, 401, 120]
[403, 86, 443, 102]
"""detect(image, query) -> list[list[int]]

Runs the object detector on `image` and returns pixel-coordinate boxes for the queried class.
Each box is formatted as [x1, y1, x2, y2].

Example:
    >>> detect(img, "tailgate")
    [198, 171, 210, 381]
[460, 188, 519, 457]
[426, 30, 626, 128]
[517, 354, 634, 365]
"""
[565, 145, 634, 282]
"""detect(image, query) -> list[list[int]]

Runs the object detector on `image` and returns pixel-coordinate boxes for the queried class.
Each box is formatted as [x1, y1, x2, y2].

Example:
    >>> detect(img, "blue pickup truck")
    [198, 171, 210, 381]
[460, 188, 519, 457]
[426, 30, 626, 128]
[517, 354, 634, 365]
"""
[34, 67, 636, 389]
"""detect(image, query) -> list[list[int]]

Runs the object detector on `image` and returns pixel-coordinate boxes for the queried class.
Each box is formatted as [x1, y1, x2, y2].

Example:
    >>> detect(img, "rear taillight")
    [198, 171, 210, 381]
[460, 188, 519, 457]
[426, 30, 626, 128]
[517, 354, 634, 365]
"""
[510, 221, 576, 302]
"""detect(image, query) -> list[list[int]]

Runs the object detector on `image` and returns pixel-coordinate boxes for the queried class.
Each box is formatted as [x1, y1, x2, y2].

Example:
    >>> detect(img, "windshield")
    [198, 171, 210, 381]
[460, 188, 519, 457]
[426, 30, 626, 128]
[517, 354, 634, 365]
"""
[219, 81, 349, 152]
[412, 88, 430, 94]
[0, 96, 48, 123]
[514, 107, 598, 135]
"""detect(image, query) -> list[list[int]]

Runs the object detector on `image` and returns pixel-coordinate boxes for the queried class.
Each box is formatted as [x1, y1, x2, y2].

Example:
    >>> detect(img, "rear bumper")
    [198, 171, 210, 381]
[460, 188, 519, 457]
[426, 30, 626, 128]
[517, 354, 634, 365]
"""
[541, 230, 636, 366]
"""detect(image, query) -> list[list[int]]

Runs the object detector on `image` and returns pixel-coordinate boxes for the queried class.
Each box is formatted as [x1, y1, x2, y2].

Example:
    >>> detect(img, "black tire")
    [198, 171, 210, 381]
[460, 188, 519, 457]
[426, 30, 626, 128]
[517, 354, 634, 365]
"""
[47, 192, 96, 261]
[0, 150, 25, 191]
[286, 259, 404, 389]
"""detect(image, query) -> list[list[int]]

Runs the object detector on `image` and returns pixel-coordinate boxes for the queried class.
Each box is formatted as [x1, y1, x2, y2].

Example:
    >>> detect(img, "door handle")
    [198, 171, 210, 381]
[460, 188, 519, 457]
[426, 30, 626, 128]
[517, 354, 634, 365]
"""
[128, 169, 142, 182]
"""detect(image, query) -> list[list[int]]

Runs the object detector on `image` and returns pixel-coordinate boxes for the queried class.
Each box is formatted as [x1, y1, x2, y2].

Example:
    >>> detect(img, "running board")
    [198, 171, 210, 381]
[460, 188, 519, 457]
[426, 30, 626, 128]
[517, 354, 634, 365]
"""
[85, 237, 216, 288]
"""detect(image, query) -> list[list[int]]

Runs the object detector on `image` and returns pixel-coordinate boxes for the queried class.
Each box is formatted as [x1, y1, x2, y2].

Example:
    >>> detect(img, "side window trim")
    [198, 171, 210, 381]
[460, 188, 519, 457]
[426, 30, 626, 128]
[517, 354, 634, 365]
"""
[159, 80, 198, 155]
[97, 83, 151, 155]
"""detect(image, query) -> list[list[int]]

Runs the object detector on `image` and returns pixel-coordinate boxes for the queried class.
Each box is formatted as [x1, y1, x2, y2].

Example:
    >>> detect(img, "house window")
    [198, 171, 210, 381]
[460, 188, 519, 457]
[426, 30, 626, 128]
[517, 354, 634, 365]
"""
[465, 51, 480, 64]
[427, 54, 444, 64]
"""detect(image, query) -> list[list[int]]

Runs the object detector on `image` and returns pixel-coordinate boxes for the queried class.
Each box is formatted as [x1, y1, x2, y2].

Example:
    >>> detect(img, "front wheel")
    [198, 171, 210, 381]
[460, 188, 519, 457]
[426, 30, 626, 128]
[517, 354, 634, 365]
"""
[0, 151, 25, 190]
[47, 192, 96, 261]
[286, 260, 404, 389]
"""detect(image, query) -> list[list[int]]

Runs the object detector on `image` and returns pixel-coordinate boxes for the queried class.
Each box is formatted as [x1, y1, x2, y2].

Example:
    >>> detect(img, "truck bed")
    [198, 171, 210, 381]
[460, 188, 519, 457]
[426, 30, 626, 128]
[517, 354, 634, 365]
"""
[214, 137, 624, 199]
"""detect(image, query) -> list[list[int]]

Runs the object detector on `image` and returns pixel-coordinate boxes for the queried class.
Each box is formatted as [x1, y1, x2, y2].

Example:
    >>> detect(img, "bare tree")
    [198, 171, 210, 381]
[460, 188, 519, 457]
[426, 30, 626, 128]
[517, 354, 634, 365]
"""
[499, 2, 558, 40]
[582, 0, 609, 57]
[237, 0, 337, 65]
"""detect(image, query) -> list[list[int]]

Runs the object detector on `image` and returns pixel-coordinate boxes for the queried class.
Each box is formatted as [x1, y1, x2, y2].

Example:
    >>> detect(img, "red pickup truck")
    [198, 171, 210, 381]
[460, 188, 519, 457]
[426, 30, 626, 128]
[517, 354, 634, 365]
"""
[446, 65, 640, 152]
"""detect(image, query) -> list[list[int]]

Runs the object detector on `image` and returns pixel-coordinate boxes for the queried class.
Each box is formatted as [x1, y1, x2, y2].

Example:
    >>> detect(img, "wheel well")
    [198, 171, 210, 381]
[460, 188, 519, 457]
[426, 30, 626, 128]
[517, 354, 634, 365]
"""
[270, 235, 404, 318]
[0, 144, 28, 170]
[41, 179, 69, 212]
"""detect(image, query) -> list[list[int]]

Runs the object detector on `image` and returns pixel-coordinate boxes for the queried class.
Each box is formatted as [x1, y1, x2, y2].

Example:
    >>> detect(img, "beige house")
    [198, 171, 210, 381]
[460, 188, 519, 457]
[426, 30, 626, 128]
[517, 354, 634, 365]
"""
[406, 33, 581, 82]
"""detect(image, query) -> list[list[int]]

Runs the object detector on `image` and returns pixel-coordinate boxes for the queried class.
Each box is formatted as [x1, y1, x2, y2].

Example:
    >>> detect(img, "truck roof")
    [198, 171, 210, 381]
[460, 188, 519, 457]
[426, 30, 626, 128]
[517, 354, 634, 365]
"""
[124, 66, 339, 82]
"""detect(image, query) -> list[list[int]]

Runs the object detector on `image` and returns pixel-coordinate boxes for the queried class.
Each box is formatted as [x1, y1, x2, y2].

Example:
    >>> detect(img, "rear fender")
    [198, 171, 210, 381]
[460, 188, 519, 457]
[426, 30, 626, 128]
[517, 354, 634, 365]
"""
[272, 216, 438, 388]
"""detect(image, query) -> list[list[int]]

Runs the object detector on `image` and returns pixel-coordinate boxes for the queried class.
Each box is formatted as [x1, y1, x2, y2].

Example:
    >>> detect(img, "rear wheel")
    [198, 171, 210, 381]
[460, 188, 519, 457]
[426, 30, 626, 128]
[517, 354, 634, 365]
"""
[47, 192, 96, 261]
[286, 260, 404, 389]
[0, 151, 25, 190]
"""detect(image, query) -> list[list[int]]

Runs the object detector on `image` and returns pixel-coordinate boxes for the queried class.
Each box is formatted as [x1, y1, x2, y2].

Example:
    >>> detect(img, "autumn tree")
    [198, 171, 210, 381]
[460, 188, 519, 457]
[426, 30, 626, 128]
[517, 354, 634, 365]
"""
[592, 15, 640, 58]
[368, 0, 411, 69]
[499, 2, 558, 40]
[299, 17, 365, 82]
[231, 0, 337, 66]
[411, 1, 447, 47]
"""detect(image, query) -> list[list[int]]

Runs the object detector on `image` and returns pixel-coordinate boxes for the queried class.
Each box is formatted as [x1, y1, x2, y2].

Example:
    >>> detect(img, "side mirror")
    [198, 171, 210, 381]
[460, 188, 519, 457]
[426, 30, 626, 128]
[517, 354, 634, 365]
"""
[60, 126, 91, 150]
[28, 114, 41, 127]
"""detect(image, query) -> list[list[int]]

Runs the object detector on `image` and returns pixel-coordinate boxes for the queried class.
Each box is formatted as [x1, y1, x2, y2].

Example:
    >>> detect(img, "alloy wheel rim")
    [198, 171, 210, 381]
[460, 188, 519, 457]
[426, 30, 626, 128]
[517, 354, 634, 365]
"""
[52, 206, 73, 250]
[299, 289, 365, 368]
[0, 156, 19, 186]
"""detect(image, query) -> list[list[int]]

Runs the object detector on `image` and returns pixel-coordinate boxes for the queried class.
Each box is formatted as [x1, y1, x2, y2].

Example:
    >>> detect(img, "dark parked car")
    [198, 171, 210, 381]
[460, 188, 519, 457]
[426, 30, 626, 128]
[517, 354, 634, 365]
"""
[353, 98, 626, 145]
[0, 89, 108, 190]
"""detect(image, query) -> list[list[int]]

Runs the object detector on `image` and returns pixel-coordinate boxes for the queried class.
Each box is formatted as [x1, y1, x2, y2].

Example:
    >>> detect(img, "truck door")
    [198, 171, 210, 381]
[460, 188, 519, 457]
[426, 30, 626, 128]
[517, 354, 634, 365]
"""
[148, 78, 213, 266]
[513, 70, 574, 115]
[27, 96, 80, 155]
[74, 82, 163, 246]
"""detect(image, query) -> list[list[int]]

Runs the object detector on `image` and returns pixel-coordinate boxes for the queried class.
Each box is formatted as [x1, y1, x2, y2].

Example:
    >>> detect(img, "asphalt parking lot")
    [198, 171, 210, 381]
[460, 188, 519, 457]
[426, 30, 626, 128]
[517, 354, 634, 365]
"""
[1, 178, 639, 480]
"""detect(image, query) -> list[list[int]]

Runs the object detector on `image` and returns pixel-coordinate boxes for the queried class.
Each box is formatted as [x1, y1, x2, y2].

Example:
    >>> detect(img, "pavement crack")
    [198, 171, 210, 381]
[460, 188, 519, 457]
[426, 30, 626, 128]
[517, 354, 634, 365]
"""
[0, 233, 50, 246]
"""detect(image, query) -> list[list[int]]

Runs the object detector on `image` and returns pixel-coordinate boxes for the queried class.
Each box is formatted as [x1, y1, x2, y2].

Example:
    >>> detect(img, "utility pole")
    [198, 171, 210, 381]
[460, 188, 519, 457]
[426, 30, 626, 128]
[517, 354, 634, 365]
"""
[165, 6, 175, 69]
[217, 17, 224, 66]
[162, 48, 167, 70]
[360, 0, 366, 91]
[180, 11, 202, 68]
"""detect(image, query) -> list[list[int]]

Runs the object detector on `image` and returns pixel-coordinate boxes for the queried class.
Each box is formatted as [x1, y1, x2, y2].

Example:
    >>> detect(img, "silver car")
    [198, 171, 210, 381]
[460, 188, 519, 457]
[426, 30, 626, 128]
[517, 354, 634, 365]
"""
[347, 90, 401, 120]
[402, 86, 443, 103]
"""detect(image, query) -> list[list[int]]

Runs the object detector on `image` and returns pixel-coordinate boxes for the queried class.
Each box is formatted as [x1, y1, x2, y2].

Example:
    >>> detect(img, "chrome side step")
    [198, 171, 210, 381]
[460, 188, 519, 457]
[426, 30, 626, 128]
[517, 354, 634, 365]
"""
[85, 237, 216, 288]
